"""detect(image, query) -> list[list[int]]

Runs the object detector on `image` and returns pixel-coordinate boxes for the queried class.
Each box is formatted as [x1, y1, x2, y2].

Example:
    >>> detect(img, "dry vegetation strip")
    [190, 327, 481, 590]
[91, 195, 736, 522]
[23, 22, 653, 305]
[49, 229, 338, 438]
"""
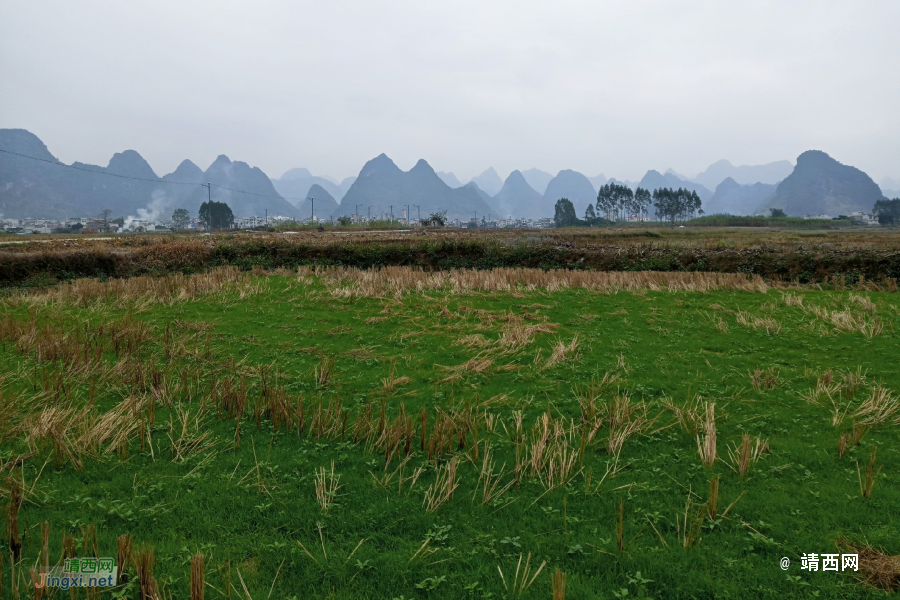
[299, 266, 768, 298]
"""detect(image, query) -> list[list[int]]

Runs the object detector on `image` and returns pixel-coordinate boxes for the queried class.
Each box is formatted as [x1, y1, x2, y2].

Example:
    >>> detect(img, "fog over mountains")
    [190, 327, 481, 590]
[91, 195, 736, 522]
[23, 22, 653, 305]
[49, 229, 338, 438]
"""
[691, 159, 794, 191]
[468, 168, 503, 197]
[271, 168, 350, 207]
[0, 129, 890, 222]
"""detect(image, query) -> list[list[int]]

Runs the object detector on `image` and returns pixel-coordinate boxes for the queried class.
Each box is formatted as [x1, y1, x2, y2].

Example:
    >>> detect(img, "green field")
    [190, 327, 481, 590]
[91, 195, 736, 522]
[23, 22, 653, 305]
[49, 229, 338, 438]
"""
[0, 267, 898, 599]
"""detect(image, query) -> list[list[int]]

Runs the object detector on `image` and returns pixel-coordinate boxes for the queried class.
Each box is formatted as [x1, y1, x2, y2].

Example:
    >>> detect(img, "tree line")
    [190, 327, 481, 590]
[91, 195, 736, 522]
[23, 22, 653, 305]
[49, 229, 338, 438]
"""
[873, 198, 900, 225]
[554, 185, 704, 227]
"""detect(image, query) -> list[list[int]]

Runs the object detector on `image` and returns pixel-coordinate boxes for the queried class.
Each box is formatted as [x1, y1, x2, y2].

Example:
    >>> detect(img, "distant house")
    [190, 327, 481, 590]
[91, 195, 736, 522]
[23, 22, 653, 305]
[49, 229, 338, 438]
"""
[850, 211, 879, 226]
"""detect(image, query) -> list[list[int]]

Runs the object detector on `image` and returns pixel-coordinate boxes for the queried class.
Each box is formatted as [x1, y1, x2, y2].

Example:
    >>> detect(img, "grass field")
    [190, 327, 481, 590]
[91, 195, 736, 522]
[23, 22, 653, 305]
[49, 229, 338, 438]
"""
[0, 266, 898, 598]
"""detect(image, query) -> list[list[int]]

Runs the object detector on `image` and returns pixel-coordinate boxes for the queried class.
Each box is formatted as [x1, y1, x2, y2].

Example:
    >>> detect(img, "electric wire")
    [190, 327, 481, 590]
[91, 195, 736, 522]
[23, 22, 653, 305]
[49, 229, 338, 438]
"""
[0, 147, 315, 202]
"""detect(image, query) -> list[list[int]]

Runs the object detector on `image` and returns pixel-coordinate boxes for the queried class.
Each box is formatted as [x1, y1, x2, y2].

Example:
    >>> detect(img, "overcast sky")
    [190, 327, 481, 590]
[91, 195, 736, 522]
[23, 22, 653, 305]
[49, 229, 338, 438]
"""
[2, 1, 898, 184]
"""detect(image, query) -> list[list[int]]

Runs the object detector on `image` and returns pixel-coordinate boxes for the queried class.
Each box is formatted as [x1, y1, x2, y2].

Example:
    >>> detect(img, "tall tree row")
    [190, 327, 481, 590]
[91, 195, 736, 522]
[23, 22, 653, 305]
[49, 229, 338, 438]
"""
[595, 184, 653, 221]
[651, 188, 703, 225]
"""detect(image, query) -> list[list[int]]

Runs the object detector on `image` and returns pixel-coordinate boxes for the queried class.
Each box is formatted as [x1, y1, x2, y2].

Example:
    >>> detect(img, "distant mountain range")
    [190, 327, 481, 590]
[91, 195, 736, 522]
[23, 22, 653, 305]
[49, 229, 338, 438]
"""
[543, 170, 596, 217]
[270, 168, 354, 206]
[691, 159, 794, 191]
[332, 154, 493, 221]
[0, 129, 299, 220]
[469, 168, 503, 196]
[490, 171, 543, 219]
[706, 178, 777, 216]
[521, 169, 554, 195]
[294, 184, 338, 221]
[0, 129, 889, 222]
[638, 170, 713, 204]
[437, 171, 463, 188]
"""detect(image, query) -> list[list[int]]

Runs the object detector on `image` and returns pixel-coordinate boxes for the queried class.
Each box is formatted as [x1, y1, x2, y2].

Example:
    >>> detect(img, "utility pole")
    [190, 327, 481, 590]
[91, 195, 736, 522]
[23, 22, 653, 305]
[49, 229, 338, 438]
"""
[406, 204, 410, 225]
[308, 197, 314, 224]
[389, 205, 393, 223]
[474, 211, 477, 228]
[367, 206, 371, 222]
[265, 209, 268, 228]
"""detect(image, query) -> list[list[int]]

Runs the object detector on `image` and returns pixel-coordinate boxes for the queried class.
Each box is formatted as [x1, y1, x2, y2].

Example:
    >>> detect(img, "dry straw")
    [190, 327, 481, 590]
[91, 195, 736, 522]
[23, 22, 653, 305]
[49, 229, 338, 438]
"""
[497, 553, 546, 597]
[696, 403, 717, 467]
[13, 265, 263, 308]
[298, 265, 768, 298]
[838, 535, 900, 591]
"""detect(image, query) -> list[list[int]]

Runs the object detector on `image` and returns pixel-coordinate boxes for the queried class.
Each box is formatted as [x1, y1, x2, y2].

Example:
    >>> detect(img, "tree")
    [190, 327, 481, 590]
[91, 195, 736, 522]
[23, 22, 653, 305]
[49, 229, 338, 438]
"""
[422, 211, 447, 227]
[198, 201, 235, 230]
[553, 198, 578, 227]
[617, 185, 635, 221]
[337, 215, 353, 226]
[873, 199, 900, 225]
[652, 188, 673, 225]
[584, 204, 596, 221]
[171, 208, 191, 230]
[596, 185, 613, 220]
[769, 208, 787, 218]
[634, 188, 652, 221]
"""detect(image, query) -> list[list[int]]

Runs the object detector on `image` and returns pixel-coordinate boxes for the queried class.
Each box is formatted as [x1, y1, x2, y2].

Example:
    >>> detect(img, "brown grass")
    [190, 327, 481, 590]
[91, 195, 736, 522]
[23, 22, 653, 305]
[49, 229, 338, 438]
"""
[838, 433, 850, 459]
[313, 355, 337, 388]
[805, 305, 884, 338]
[190, 553, 205, 600]
[707, 476, 720, 520]
[735, 310, 781, 334]
[13, 266, 263, 308]
[838, 535, 900, 591]
[315, 461, 341, 512]
[117, 534, 134, 585]
[727, 433, 769, 476]
[661, 394, 704, 435]
[552, 568, 567, 600]
[300, 265, 768, 299]
[677, 495, 705, 549]
[605, 395, 651, 455]
[423, 458, 460, 512]
[497, 553, 547, 597]
[133, 543, 159, 600]
[857, 445, 882, 499]
[750, 366, 779, 391]
[853, 385, 899, 427]
[696, 402, 717, 467]
[544, 336, 579, 369]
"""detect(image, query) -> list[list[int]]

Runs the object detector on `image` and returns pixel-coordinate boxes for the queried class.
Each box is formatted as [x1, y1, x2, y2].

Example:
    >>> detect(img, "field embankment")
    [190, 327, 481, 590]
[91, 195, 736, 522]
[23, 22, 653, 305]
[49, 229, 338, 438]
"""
[2, 228, 900, 288]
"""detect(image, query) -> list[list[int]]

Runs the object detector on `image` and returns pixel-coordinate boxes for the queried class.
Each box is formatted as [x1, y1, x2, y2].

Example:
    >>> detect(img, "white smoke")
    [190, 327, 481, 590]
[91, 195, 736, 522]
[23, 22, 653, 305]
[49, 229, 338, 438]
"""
[121, 190, 171, 232]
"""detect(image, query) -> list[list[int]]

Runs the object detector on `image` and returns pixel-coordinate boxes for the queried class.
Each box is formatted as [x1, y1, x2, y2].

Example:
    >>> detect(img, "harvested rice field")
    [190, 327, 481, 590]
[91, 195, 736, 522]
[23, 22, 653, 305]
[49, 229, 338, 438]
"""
[0, 266, 898, 598]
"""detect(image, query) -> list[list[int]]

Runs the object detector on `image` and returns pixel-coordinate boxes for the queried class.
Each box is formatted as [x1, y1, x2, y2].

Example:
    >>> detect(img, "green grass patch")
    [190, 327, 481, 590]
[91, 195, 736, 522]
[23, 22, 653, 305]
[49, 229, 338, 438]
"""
[0, 272, 898, 598]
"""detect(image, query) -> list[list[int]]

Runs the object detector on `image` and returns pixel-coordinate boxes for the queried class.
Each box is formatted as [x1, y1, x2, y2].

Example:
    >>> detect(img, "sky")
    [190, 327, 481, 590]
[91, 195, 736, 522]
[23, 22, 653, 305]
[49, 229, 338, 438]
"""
[1, 0, 898, 185]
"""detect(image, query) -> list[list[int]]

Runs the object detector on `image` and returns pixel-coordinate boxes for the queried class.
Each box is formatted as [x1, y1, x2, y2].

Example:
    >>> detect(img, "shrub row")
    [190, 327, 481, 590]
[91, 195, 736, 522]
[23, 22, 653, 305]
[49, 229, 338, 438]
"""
[3, 239, 900, 287]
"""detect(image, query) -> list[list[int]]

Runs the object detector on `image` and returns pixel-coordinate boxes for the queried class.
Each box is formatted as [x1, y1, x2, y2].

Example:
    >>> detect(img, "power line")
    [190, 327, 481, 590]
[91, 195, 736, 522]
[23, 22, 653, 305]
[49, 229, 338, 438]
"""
[0, 147, 314, 202]
[0, 147, 197, 185]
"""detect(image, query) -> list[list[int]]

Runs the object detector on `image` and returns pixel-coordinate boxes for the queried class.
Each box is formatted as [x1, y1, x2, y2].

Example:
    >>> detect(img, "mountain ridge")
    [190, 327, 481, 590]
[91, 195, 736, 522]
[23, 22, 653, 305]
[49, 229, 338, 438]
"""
[769, 151, 885, 216]
[334, 154, 494, 221]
